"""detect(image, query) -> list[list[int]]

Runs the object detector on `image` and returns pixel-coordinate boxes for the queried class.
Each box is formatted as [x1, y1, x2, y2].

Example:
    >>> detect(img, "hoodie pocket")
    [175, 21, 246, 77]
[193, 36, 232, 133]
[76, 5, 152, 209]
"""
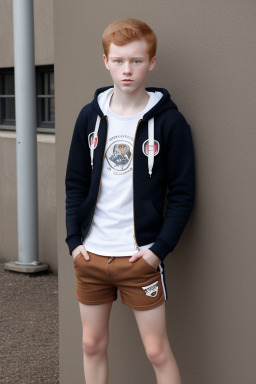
[136, 199, 163, 235]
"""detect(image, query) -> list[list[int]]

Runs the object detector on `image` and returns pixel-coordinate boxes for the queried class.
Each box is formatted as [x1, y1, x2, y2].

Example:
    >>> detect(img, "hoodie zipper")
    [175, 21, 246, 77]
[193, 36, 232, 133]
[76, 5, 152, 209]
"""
[133, 119, 142, 251]
[83, 116, 108, 242]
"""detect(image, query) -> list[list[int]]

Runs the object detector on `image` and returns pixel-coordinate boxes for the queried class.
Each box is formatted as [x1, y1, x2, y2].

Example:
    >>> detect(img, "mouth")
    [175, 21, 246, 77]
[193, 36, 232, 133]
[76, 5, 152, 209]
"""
[122, 79, 133, 83]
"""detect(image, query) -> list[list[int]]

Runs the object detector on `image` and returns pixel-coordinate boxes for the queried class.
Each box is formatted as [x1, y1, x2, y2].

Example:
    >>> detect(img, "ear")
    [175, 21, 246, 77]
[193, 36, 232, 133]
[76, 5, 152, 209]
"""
[103, 54, 110, 70]
[148, 56, 156, 72]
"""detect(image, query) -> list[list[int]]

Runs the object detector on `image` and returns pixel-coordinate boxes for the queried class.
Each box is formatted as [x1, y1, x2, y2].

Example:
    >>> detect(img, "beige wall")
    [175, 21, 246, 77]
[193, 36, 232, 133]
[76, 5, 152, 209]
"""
[54, 1, 256, 383]
[0, 132, 58, 272]
[0, 0, 54, 67]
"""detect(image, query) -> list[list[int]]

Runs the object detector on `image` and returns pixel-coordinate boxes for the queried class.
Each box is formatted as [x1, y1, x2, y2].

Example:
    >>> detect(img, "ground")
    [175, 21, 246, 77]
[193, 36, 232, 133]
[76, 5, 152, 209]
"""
[0, 262, 59, 384]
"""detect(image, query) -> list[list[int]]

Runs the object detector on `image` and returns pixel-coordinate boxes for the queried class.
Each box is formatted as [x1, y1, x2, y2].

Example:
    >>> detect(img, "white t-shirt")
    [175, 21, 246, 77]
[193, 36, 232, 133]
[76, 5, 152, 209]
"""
[83, 88, 163, 256]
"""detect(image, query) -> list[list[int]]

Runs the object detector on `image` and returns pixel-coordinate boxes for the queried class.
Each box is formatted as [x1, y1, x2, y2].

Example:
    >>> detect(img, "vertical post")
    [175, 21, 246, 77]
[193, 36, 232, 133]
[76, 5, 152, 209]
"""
[5, 0, 48, 273]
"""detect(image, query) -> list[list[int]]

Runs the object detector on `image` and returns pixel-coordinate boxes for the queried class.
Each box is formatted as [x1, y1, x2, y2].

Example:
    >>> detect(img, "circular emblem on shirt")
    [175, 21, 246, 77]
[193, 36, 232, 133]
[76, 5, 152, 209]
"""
[105, 140, 132, 171]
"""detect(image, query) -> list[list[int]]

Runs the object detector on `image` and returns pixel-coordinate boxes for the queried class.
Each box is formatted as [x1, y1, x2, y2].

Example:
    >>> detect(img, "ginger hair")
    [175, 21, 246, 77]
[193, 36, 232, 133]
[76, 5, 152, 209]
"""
[102, 19, 157, 60]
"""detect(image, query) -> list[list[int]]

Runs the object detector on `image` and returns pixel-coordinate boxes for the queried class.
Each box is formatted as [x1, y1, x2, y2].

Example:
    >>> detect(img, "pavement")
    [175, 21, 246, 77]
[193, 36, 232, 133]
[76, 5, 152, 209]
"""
[0, 261, 59, 384]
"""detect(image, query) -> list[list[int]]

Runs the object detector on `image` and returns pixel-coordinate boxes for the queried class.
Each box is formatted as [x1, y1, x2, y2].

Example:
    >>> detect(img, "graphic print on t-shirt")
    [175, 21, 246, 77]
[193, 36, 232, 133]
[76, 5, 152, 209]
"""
[105, 134, 133, 175]
[106, 140, 132, 170]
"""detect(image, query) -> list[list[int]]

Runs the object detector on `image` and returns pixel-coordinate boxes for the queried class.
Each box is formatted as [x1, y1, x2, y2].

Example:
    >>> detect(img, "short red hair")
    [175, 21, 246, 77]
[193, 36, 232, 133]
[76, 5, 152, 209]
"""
[102, 19, 157, 60]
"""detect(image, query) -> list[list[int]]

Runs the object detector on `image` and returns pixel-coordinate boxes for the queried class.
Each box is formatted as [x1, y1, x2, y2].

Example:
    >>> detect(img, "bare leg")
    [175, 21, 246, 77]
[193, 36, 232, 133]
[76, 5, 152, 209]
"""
[79, 301, 112, 384]
[134, 303, 182, 384]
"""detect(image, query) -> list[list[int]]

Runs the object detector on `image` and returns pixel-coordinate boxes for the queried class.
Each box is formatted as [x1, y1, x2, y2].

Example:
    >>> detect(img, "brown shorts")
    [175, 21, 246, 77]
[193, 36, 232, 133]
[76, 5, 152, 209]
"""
[74, 251, 167, 311]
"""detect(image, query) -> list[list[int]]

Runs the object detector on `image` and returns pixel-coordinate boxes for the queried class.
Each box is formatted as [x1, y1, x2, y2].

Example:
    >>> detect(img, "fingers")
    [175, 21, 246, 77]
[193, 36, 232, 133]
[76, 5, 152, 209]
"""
[78, 246, 90, 261]
[82, 249, 90, 261]
[129, 250, 144, 263]
[72, 245, 90, 261]
[129, 249, 160, 266]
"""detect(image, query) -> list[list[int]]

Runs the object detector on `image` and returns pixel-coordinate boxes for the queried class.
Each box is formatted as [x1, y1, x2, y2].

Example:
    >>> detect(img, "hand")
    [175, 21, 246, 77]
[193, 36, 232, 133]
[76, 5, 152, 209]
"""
[72, 245, 90, 261]
[129, 248, 161, 269]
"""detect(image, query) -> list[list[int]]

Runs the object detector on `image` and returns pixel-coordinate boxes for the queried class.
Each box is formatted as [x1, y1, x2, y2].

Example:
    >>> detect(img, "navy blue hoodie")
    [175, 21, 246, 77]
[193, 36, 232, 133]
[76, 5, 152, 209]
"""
[65, 86, 195, 261]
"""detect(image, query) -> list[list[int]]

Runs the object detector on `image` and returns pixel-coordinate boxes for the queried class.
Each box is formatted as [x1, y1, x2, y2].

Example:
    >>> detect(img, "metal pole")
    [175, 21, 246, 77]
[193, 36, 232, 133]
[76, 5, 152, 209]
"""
[5, 0, 48, 273]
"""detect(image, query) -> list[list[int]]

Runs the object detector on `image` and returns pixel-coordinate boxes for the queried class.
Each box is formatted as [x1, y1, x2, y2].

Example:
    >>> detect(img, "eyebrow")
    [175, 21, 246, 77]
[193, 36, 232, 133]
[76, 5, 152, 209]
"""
[109, 56, 144, 60]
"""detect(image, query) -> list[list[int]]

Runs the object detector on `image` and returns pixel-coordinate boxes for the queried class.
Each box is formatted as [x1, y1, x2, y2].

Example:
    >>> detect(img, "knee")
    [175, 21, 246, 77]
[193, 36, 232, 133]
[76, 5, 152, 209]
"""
[82, 334, 108, 357]
[146, 344, 168, 368]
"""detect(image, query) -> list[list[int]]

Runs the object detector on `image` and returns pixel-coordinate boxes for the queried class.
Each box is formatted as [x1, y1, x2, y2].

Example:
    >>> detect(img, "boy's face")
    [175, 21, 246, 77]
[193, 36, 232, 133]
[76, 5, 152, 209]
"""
[103, 39, 156, 95]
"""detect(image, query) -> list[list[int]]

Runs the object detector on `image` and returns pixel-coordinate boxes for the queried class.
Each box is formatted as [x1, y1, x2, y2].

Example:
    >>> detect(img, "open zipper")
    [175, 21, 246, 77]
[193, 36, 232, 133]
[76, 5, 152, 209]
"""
[83, 115, 108, 242]
[133, 119, 142, 251]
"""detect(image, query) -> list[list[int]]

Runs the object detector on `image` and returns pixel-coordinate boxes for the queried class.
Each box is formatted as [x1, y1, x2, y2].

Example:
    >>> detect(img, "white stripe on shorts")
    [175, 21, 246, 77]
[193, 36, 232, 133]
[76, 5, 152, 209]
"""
[159, 263, 167, 300]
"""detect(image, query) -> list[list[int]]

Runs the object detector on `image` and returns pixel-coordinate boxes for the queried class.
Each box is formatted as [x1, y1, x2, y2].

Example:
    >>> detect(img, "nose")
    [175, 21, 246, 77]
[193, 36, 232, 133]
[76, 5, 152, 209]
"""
[123, 61, 132, 75]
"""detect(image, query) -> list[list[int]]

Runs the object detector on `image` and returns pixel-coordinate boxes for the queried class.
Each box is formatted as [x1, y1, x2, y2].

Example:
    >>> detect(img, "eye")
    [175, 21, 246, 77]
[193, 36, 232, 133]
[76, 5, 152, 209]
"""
[114, 60, 122, 64]
[133, 60, 141, 64]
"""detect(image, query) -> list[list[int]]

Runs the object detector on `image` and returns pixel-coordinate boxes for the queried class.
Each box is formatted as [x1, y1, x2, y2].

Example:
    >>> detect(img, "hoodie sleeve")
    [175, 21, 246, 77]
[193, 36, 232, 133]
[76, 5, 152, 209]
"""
[149, 112, 195, 261]
[65, 107, 92, 254]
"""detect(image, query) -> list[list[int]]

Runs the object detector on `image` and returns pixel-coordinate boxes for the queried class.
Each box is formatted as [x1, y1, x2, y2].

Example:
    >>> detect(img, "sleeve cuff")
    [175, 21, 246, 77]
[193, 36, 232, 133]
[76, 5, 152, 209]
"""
[66, 236, 83, 255]
[149, 239, 171, 262]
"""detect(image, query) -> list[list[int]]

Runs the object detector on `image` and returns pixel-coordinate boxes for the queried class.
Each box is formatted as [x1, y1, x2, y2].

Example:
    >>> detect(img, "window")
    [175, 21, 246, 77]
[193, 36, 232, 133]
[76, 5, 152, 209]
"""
[0, 65, 55, 132]
[36, 66, 55, 129]
[0, 68, 15, 125]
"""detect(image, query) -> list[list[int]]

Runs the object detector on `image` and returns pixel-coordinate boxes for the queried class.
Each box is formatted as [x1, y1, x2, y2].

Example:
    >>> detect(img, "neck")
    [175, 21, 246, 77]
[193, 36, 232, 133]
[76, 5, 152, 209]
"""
[110, 86, 149, 116]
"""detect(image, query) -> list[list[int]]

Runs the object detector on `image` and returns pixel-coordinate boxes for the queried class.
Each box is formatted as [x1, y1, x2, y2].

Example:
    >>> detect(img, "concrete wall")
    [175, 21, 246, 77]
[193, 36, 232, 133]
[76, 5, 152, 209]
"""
[0, 0, 54, 67]
[54, 1, 256, 383]
[0, 132, 57, 272]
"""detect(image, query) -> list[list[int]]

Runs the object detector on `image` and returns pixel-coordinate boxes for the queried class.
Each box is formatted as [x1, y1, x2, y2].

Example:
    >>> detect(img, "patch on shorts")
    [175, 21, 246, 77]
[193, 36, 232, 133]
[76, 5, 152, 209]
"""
[142, 281, 159, 297]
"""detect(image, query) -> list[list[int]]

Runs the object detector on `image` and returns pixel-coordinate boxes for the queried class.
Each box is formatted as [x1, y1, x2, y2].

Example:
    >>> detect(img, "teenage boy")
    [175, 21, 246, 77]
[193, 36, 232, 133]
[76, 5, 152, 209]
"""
[65, 19, 195, 384]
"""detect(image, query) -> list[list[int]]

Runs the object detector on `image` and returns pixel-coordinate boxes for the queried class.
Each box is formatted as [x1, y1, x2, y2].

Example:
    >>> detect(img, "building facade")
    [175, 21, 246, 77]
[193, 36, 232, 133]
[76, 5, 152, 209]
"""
[0, 0, 57, 271]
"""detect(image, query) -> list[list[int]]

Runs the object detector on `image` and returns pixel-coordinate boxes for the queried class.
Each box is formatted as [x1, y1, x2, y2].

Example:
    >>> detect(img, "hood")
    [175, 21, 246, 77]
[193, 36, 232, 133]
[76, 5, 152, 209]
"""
[89, 86, 178, 177]
[91, 86, 178, 119]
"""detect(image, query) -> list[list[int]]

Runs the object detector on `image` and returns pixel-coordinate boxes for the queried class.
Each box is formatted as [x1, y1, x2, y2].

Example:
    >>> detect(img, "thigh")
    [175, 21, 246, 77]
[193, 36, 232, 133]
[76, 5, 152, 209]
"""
[133, 302, 169, 348]
[79, 301, 113, 341]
